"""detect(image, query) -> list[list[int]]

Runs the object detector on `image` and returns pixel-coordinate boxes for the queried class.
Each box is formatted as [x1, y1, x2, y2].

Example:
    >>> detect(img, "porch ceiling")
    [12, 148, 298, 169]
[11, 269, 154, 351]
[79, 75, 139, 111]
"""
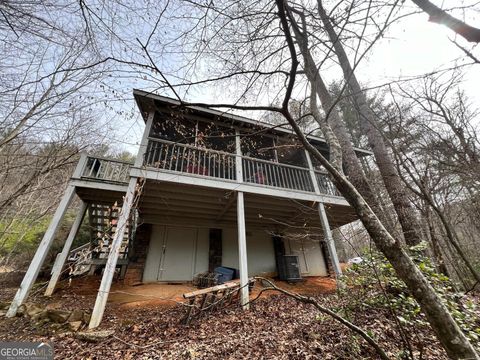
[75, 186, 125, 205]
[74, 180, 357, 231]
[136, 180, 357, 231]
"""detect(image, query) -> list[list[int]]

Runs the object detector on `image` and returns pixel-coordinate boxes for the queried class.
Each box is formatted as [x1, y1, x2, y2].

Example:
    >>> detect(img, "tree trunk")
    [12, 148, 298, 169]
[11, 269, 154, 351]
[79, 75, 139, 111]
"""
[287, 8, 397, 237]
[285, 110, 479, 360]
[275, 2, 479, 357]
[411, 0, 480, 42]
[332, 228, 348, 263]
[423, 204, 449, 277]
[317, 1, 423, 247]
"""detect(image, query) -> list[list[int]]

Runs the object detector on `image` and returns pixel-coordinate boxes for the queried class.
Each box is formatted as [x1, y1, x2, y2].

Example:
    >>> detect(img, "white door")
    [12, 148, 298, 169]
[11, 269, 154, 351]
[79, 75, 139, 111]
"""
[158, 226, 197, 281]
[287, 237, 310, 274]
[285, 235, 328, 276]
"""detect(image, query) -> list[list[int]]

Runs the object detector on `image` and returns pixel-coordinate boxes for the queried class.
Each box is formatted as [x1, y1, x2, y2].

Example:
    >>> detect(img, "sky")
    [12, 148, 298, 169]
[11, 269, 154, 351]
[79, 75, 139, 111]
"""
[359, 6, 480, 101]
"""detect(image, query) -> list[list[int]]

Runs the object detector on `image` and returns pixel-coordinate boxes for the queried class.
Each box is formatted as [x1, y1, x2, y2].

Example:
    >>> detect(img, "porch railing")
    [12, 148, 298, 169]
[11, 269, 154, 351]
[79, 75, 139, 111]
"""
[81, 156, 131, 183]
[315, 171, 340, 197]
[144, 138, 236, 181]
[77, 141, 340, 198]
[144, 138, 340, 197]
[77, 140, 341, 198]
[242, 157, 315, 192]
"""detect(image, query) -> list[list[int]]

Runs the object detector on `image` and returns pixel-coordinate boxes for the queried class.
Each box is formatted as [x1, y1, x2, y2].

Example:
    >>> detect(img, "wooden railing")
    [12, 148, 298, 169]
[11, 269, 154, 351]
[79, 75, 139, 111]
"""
[76, 140, 340, 198]
[315, 171, 340, 197]
[144, 138, 236, 181]
[144, 138, 340, 197]
[81, 156, 131, 183]
[242, 156, 315, 192]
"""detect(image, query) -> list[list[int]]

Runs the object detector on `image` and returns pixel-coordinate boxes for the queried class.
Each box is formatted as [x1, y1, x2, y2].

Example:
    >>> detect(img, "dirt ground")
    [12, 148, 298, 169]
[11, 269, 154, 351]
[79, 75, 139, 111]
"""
[0, 274, 449, 359]
[38, 275, 337, 310]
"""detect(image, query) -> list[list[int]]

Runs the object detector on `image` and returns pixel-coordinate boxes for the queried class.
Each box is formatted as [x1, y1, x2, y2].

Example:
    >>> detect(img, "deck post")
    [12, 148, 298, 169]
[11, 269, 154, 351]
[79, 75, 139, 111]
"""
[318, 203, 342, 277]
[305, 150, 321, 194]
[6, 184, 76, 317]
[72, 153, 88, 178]
[134, 110, 154, 168]
[89, 109, 152, 328]
[235, 129, 243, 182]
[89, 177, 138, 328]
[235, 130, 249, 309]
[45, 201, 88, 296]
[236, 191, 249, 309]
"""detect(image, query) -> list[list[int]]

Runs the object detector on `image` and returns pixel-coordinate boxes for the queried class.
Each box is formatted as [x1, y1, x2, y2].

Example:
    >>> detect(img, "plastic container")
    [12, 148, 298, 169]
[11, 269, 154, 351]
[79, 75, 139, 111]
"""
[214, 266, 235, 284]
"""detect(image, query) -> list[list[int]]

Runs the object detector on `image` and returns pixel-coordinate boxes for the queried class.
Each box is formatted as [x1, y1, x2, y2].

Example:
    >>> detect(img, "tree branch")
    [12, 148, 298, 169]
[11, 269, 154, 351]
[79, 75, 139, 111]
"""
[254, 277, 390, 360]
[411, 0, 480, 42]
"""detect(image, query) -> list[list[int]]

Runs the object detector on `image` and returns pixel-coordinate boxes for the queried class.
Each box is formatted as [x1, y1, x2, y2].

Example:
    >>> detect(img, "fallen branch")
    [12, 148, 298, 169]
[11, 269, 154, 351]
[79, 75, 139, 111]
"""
[254, 277, 390, 360]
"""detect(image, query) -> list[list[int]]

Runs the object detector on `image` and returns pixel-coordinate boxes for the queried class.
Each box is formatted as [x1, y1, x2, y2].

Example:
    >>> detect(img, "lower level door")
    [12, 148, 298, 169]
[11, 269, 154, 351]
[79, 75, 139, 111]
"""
[158, 226, 197, 281]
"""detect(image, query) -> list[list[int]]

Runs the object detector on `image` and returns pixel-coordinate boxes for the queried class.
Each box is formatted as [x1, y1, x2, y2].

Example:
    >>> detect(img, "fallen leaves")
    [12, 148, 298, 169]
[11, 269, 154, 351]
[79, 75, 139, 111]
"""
[0, 284, 455, 359]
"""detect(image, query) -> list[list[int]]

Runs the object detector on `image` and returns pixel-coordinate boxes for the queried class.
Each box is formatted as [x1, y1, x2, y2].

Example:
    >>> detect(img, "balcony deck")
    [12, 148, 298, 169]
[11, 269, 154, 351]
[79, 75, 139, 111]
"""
[71, 138, 348, 207]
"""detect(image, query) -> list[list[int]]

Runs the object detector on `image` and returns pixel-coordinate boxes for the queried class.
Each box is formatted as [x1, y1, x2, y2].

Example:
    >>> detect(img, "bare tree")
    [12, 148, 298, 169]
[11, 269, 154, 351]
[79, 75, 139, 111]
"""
[387, 73, 480, 288]
[125, 0, 479, 356]
[3, 0, 480, 357]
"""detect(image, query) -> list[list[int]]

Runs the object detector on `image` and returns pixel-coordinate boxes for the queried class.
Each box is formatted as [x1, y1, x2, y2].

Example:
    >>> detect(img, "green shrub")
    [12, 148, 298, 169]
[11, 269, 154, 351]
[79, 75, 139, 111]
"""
[0, 217, 50, 256]
[342, 243, 480, 345]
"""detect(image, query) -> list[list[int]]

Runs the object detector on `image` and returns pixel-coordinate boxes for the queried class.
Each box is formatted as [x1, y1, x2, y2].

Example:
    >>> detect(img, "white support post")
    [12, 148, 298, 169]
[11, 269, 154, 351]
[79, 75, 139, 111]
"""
[305, 149, 321, 195]
[235, 129, 243, 183]
[89, 110, 153, 328]
[318, 203, 342, 277]
[236, 191, 249, 310]
[235, 130, 249, 309]
[6, 184, 76, 317]
[134, 111, 155, 168]
[89, 177, 138, 329]
[72, 153, 88, 178]
[45, 201, 88, 296]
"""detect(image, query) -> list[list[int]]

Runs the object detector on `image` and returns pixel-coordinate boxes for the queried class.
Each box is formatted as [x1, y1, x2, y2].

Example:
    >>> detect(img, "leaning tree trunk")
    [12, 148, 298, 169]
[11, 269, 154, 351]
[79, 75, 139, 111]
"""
[284, 110, 479, 360]
[332, 228, 348, 263]
[317, 1, 423, 247]
[275, 1, 479, 358]
[423, 203, 450, 277]
[287, 8, 397, 237]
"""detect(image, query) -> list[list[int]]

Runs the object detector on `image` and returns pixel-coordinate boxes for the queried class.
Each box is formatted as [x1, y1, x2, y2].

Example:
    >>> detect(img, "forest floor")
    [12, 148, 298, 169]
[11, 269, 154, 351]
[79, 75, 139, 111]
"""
[0, 273, 450, 359]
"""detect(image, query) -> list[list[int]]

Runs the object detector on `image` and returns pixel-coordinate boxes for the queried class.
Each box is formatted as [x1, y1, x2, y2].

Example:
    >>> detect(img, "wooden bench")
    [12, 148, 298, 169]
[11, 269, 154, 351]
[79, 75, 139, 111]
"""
[182, 279, 254, 324]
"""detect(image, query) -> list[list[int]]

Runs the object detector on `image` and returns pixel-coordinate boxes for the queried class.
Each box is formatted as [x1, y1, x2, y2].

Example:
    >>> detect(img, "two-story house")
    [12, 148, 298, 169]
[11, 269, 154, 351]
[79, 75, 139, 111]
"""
[6, 90, 369, 328]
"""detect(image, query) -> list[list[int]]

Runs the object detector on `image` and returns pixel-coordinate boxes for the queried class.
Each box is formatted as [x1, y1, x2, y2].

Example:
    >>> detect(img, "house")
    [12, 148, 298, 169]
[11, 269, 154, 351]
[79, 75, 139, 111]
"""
[6, 90, 369, 328]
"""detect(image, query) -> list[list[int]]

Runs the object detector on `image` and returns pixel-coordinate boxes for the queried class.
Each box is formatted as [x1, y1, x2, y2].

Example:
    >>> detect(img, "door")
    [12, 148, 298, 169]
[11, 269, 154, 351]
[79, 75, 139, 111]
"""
[158, 226, 197, 281]
[208, 229, 222, 272]
[287, 237, 310, 274]
[286, 235, 328, 276]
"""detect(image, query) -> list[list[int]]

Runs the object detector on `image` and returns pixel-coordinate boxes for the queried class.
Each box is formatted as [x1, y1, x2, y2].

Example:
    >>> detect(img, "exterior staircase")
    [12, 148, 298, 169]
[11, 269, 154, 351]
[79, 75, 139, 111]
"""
[52, 203, 134, 278]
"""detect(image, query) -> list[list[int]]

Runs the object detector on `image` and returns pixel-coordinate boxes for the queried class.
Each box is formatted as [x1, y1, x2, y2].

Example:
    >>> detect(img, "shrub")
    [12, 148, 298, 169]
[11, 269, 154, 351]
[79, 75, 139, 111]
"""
[342, 243, 480, 346]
